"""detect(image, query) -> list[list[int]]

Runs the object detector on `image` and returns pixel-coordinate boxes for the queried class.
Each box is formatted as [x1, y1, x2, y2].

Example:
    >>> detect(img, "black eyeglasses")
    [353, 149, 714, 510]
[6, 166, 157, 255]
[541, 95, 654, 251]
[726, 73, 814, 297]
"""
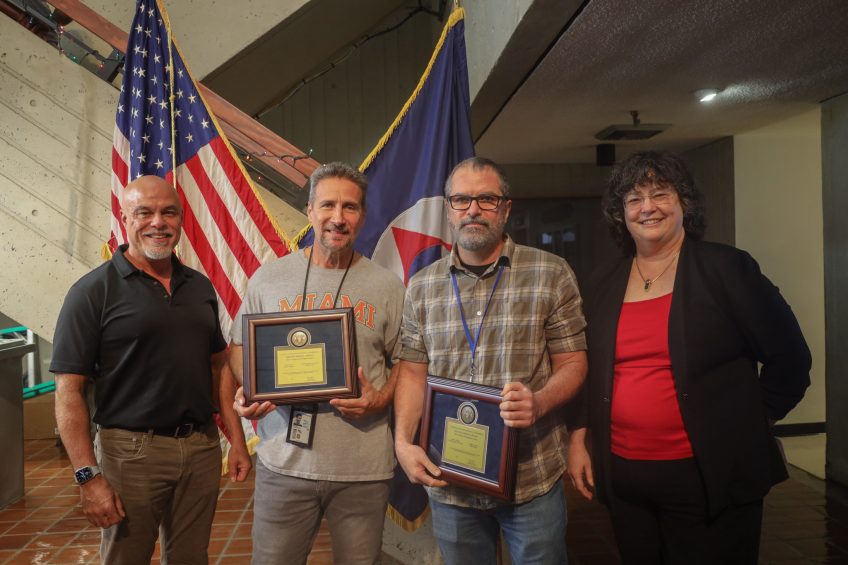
[447, 194, 505, 211]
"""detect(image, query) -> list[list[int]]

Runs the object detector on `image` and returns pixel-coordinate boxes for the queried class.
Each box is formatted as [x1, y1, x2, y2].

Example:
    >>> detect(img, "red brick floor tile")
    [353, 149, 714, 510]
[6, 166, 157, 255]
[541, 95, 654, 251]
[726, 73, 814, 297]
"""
[0, 508, 30, 523]
[68, 530, 101, 546]
[210, 523, 235, 539]
[212, 510, 244, 524]
[24, 506, 74, 522]
[4, 519, 56, 536]
[6, 548, 60, 564]
[0, 535, 34, 550]
[223, 537, 253, 554]
[215, 497, 249, 511]
[207, 538, 228, 555]
[46, 517, 92, 533]
[25, 532, 79, 550]
[49, 545, 100, 563]
[234, 522, 253, 539]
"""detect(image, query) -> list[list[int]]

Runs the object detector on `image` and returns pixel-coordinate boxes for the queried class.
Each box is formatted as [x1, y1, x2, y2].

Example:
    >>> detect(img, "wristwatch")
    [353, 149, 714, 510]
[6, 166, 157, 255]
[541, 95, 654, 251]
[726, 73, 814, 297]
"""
[73, 465, 102, 485]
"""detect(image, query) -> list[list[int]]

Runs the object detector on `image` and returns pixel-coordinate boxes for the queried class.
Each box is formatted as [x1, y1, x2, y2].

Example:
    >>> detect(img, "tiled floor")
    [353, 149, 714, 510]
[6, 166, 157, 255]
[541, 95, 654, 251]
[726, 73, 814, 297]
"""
[0, 440, 332, 564]
[2, 439, 848, 564]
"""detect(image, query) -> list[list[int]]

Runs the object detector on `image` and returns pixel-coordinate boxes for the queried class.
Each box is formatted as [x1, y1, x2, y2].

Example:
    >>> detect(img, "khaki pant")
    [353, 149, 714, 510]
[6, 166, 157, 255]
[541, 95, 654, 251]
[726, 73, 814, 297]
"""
[95, 424, 221, 565]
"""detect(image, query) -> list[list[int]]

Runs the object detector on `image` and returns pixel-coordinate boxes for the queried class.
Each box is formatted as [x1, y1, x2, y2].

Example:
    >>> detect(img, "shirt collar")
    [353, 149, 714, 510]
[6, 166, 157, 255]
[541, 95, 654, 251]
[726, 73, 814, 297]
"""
[112, 244, 189, 280]
[448, 235, 514, 277]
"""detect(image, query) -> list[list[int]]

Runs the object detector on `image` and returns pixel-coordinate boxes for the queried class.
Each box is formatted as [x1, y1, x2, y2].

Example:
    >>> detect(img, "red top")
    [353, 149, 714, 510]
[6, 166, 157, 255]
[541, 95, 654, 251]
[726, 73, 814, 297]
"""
[610, 293, 694, 460]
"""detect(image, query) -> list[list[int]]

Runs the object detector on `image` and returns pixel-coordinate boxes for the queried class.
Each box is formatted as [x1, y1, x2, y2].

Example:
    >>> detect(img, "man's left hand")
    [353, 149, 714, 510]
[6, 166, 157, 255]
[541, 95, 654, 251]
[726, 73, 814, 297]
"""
[500, 382, 540, 428]
[226, 441, 252, 483]
[330, 368, 385, 419]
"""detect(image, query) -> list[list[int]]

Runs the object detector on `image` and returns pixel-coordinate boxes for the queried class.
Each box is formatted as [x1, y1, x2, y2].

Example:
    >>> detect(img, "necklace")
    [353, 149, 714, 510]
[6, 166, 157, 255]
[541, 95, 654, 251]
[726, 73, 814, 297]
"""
[634, 251, 680, 292]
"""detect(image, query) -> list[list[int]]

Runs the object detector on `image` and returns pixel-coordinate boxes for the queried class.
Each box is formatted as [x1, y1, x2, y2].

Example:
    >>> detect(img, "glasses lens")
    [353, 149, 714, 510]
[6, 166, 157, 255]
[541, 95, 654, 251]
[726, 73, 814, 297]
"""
[448, 196, 470, 210]
[448, 195, 502, 210]
[477, 196, 500, 210]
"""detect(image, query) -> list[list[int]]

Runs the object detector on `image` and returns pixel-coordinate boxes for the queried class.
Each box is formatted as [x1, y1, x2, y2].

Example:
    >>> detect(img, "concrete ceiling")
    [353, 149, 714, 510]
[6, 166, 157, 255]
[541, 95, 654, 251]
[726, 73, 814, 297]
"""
[474, 0, 848, 164]
[83, 0, 310, 79]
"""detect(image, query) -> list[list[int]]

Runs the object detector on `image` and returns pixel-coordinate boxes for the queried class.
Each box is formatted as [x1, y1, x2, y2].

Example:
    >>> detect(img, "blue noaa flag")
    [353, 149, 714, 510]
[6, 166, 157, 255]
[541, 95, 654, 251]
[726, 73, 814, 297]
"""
[297, 8, 474, 288]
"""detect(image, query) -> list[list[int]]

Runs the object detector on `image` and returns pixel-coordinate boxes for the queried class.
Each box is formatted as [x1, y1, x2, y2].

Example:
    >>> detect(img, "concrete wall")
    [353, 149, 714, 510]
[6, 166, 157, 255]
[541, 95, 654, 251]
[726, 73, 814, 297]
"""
[0, 16, 115, 341]
[733, 108, 825, 425]
[822, 93, 848, 486]
[461, 0, 533, 101]
[258, 8, 442, 166]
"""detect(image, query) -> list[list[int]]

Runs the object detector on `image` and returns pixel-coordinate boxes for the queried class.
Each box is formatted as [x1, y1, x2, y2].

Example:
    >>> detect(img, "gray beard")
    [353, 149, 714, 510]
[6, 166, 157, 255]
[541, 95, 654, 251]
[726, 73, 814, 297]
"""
[457, 231, 499, 251]
[143, 246, 173, 260]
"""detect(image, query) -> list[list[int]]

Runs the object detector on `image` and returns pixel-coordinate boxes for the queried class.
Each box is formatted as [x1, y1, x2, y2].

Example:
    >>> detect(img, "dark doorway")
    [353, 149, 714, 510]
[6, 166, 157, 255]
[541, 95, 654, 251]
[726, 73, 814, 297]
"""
[506, 197, 618, 286]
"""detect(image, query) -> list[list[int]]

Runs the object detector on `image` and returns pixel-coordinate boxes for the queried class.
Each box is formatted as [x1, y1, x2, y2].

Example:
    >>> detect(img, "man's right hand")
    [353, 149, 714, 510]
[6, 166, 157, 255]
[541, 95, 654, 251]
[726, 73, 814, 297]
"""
[395, 441, 448, 488]
[233, 386, 276, 420]
[80, 476, 125, 528]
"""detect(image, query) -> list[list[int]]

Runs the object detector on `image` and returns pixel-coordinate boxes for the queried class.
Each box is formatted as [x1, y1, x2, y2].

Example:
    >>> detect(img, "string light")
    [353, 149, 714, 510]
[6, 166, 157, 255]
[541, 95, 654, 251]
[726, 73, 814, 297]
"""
[241, 148, 314, 168]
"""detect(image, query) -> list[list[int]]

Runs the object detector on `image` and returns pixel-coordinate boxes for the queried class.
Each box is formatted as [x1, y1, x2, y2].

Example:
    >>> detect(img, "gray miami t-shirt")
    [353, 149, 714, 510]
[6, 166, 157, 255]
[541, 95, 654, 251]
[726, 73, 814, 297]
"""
[231, 250, 405, 481]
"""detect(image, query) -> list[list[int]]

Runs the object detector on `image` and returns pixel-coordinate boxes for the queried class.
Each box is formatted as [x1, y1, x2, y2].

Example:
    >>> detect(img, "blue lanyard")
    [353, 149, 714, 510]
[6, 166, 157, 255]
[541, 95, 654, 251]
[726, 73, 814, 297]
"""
[450, 266, 504, 379]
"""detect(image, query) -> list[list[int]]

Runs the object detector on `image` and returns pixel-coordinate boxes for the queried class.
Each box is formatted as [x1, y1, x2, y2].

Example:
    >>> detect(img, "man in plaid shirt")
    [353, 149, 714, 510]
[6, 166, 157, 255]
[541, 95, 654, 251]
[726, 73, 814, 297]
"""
[394, 157, 588, 564]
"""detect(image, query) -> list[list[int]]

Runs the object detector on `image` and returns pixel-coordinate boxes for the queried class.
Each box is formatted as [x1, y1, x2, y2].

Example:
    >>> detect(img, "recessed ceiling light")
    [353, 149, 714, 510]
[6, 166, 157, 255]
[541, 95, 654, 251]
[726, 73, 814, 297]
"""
[695, 88, 720, 103]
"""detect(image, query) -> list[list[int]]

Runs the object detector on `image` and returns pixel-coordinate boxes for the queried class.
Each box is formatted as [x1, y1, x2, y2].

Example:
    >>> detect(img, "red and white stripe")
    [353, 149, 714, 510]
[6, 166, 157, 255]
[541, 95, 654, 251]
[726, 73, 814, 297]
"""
[110, 130, 289, 339]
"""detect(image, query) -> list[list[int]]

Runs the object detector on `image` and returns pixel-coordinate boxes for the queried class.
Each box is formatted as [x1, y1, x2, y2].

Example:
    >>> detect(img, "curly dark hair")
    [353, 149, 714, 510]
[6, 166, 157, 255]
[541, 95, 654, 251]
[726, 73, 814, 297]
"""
[603, 150, 706, 251]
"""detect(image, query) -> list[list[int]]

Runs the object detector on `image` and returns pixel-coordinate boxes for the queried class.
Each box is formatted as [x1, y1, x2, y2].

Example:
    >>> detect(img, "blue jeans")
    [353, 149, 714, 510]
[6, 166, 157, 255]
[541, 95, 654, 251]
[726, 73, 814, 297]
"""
[430, 480, 568, 565]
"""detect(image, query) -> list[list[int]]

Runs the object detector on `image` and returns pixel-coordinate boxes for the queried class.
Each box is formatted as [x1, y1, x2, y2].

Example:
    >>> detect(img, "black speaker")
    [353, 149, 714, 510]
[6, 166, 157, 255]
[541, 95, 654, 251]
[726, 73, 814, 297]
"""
[596, 143, 615, 167]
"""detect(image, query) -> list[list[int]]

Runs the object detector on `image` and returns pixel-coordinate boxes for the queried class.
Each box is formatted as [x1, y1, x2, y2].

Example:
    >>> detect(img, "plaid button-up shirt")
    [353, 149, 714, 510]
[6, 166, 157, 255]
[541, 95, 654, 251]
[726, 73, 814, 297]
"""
[400, 237, 587, 508]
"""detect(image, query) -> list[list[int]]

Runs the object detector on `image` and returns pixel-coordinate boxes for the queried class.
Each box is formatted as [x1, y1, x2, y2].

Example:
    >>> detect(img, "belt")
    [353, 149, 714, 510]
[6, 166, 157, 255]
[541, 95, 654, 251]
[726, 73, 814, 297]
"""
[117, 422, 208, 438]
[150, 423, 200, 438]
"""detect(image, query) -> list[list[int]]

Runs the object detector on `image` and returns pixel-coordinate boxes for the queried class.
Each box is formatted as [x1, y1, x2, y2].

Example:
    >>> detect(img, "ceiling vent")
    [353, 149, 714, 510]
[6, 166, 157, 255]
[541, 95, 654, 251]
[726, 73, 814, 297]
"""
[595, 111, 670, 141]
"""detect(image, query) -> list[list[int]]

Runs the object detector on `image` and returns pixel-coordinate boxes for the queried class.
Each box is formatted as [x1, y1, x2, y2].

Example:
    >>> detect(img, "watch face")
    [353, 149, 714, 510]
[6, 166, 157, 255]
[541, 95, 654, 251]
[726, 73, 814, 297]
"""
[75, 467, 94, 484]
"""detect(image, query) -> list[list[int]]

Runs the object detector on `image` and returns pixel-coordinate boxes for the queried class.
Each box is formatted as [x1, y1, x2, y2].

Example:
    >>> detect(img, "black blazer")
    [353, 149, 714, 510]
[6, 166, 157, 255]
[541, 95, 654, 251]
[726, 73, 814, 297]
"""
[573, 238, 811, 516]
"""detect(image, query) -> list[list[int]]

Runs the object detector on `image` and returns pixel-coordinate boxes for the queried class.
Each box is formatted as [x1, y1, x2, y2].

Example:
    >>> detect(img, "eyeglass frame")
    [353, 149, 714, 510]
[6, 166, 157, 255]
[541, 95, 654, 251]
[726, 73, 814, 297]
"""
[622, 188, 677, 211]
[445, 194, 507, 211]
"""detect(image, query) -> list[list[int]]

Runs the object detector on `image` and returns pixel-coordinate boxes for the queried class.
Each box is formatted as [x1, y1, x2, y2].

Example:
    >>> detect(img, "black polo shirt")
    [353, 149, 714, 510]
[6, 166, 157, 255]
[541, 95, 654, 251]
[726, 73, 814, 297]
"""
[50, 244, 227, 428]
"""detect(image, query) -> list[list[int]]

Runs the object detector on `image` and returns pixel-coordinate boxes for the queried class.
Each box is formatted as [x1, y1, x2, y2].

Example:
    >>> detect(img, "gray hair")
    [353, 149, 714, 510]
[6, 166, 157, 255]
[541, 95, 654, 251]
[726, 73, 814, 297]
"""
[308, 162, 368, 207]
[444, 157, 511, 198]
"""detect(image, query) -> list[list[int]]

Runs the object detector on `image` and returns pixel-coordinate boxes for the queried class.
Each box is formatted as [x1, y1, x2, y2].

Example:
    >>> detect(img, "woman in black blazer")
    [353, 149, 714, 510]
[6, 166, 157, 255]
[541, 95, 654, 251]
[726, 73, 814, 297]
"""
[566, 150, 810, 564]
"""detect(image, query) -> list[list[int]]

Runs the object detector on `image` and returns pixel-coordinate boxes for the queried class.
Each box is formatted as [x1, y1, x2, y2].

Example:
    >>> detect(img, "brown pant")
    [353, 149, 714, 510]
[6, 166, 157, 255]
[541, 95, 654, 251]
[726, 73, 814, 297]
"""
[95, 425, 222, 565]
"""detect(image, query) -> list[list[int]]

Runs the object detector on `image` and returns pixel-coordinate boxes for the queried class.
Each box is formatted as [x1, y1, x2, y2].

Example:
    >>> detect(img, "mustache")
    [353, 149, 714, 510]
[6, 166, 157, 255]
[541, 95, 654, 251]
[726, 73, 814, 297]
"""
[325, 223, 350, 233]
[460, 217, 491, 228]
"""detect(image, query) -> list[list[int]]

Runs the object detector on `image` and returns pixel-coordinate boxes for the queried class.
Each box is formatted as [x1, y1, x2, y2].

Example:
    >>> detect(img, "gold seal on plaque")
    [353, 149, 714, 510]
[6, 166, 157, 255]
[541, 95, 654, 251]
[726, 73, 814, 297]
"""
[458, 402, 478, 425]
[288, 328, 310, 348]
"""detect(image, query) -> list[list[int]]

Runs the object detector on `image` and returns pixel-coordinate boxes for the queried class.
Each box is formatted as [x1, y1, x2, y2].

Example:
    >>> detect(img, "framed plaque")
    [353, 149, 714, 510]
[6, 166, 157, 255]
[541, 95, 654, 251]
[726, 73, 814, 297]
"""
[419, 376, 518, 500]
[242, 309, 358, 405]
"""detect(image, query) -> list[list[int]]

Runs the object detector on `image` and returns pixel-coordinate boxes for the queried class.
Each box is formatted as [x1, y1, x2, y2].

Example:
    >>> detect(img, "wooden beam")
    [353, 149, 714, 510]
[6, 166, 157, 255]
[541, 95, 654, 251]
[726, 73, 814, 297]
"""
[49, 0, 316, 188]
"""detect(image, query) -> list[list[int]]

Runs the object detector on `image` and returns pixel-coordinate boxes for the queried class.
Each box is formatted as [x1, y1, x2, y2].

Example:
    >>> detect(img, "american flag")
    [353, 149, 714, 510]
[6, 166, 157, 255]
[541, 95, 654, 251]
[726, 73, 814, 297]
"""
[110, 0, 288, 338]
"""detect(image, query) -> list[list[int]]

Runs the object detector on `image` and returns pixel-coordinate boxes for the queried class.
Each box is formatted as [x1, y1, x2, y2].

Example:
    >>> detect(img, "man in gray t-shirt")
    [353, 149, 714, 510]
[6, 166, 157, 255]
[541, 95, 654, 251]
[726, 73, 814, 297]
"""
[227, 162, 405, 565]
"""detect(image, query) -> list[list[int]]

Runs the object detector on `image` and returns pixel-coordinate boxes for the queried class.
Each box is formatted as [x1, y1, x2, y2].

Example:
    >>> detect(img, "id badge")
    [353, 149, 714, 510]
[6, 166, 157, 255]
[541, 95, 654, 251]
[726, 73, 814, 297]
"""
[287, 404, 317, 447]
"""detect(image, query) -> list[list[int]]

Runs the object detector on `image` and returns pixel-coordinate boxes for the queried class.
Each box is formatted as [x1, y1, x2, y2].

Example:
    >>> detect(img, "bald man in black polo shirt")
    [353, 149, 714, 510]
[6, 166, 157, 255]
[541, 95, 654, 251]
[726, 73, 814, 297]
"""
[51, 175, 230, 565]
